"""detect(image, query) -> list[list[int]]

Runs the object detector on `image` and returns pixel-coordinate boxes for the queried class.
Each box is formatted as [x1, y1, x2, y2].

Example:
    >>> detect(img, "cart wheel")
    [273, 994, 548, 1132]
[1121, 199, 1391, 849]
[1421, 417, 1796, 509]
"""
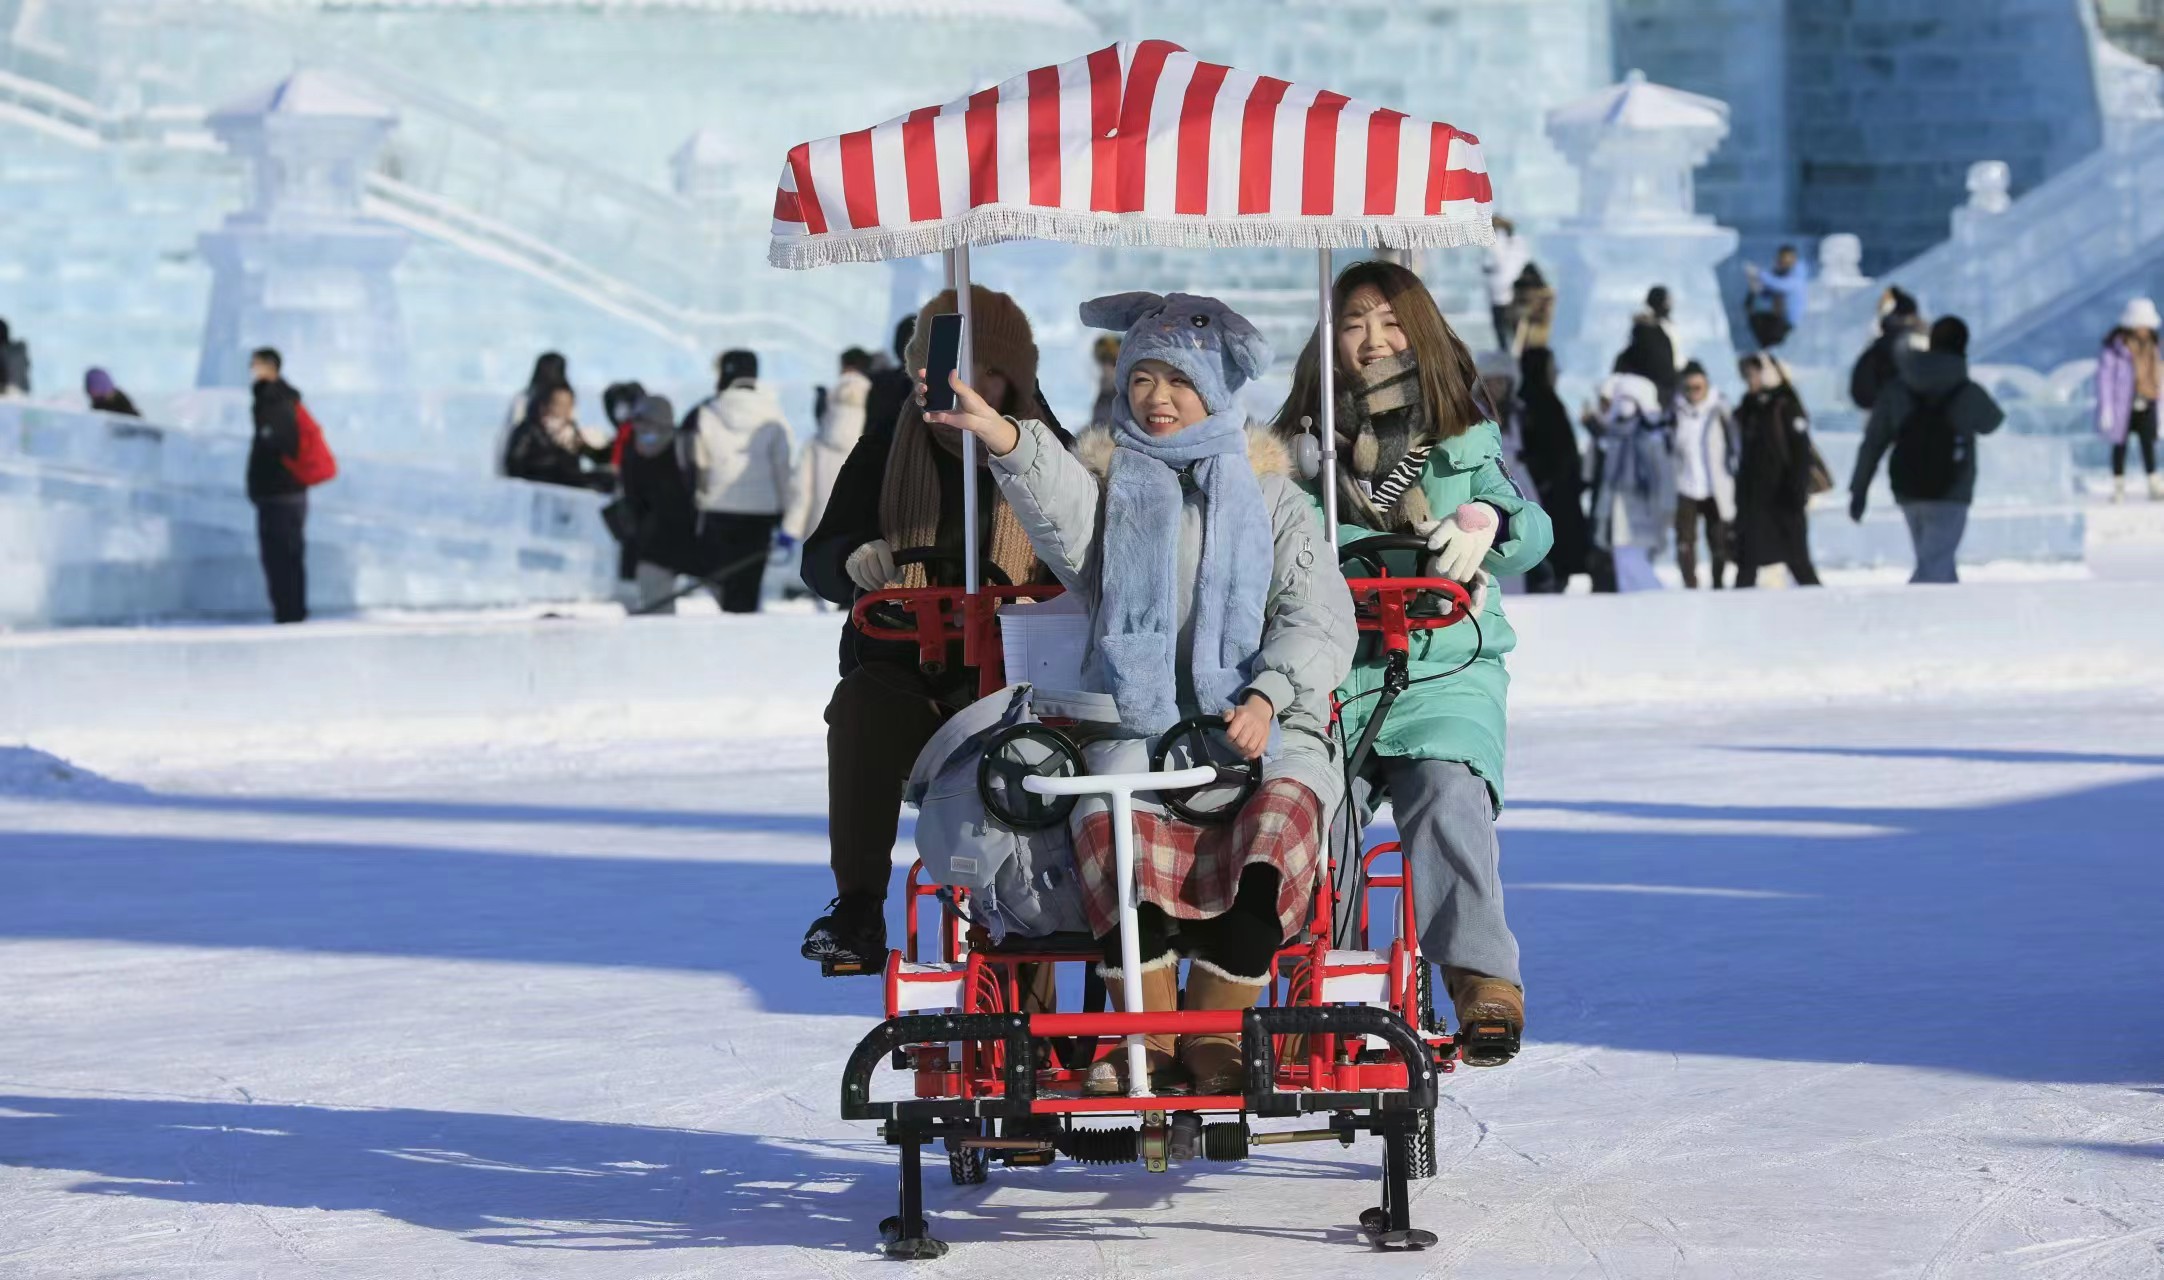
[1150, 715, 1260, 826]
[1408, 1107, 1438, 1180]
[948, 1122, 990, 1185]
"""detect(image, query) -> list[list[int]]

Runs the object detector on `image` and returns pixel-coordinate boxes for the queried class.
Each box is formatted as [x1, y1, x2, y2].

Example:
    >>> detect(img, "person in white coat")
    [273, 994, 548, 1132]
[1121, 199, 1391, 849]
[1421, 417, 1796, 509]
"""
[1670, 361, 1738, 589]
[685, 349, 794, 612]
[1482, 216, 1532, 352]
[784, 348, 871, 551]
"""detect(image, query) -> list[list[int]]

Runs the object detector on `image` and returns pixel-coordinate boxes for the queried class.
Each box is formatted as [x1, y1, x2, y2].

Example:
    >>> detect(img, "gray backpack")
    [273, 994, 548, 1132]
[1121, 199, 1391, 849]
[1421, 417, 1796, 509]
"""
[906, 683, 1113, 944]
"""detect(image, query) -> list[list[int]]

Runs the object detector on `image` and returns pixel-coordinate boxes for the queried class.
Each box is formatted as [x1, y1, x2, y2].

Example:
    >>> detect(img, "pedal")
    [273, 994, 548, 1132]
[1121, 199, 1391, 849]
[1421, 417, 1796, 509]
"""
[819, 957, 878, 977]
[1456, 1018, 1521, 1067]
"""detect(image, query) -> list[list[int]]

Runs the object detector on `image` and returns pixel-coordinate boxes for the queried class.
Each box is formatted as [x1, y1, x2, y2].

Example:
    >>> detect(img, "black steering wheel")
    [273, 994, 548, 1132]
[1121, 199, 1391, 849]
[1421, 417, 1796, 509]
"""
[858, 547, 1013, 633]
[1149, 714, 1262, 826]
[978, 723, 1084, 831]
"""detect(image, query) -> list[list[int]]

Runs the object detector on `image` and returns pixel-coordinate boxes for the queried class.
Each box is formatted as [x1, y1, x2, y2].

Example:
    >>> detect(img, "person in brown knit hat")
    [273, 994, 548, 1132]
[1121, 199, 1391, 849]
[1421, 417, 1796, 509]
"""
[799, 285, 1072, 970]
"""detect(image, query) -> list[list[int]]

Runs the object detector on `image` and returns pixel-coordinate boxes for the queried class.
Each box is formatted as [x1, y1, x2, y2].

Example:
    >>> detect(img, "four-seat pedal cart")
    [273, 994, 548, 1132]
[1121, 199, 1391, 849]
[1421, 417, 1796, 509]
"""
[767, 36, 1499, 1257]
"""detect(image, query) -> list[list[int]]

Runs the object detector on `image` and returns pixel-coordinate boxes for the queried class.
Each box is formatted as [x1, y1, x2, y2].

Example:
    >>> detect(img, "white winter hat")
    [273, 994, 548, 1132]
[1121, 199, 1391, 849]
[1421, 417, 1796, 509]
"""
[2120, 297, 2161, 332]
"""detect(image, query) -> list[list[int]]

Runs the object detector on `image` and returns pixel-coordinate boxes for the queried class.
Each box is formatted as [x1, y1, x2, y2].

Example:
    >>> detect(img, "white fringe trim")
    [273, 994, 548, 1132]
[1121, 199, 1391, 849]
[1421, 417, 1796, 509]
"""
[771, 206, 1495, 269]
[1188, 955, 1271, 987]
[1095, 951, 1181, 982]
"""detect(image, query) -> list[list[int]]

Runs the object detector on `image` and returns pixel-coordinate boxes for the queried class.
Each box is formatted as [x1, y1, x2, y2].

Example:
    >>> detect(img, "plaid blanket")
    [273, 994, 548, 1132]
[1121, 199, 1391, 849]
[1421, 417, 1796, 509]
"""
[1073, 779, 1322, 940]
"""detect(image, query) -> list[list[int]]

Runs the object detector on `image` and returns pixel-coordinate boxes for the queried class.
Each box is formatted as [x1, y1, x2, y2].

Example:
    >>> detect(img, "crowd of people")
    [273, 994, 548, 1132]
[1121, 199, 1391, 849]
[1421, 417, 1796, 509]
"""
[1460, 234, 2026, 590]
[4, 238, 2151, 630]
[498, 331, 917, 614]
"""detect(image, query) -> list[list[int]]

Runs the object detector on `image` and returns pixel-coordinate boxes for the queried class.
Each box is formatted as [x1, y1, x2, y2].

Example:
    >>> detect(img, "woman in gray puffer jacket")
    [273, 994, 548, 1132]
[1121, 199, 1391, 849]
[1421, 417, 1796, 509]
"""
[924, 291, 1356, 1097]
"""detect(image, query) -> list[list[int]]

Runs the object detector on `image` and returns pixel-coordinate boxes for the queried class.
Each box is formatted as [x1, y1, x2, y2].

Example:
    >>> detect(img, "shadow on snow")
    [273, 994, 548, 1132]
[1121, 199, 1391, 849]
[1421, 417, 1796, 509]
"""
[0, 1094, 1371, 1253]
[4, 766, 2162, 1083]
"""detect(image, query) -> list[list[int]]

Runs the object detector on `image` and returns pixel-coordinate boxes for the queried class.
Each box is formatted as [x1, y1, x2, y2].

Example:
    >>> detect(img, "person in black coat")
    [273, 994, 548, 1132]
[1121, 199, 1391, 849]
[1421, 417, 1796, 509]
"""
[861, 315, 917, 448]
[1849, 288, 1925, 411]
[85, 368, 140, 417]
[799, 286, 1071, 972]
[503, 382, 612, 491]
[1612, 286, 1681, 408]
[617, 393, 705, 602]
[247, 348, 309, 623]
[1513, 347, 1590, 592]
[1730, 353, 1821, 589]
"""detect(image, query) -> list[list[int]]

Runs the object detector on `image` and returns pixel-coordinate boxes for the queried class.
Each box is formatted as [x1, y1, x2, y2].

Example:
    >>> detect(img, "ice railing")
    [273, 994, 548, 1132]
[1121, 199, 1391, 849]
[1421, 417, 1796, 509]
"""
[0, 30, 857, 368]
[1788, 116, 2164, 372]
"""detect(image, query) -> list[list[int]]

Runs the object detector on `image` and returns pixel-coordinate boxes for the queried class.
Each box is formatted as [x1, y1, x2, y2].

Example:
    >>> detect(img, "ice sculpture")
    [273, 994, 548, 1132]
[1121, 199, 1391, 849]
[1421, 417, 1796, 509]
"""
[1539, 71, 1740, 388]
[195, 72, 413, 393]
[0, 402, 617, 628]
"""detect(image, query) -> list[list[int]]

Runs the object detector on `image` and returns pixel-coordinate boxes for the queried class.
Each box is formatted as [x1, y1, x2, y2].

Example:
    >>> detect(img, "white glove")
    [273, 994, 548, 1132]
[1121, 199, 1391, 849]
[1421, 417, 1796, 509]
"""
[1414, 502, 1499, 582]
[845, 538, 899, 592]
[1463, 570, 1493, 619]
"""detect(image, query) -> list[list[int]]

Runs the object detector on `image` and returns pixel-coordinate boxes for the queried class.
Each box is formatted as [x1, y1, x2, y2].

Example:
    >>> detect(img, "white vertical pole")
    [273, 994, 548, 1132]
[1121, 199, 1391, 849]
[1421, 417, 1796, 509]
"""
[1110, 787, 1152, 1098]
[1316, 248, 1340, 551]
[951, 245, 980, 596]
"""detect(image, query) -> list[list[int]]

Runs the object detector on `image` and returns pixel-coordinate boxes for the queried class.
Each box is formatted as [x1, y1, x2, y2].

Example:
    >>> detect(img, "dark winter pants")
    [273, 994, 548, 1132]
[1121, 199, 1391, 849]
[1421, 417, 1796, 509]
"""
[1733, 512, 1821, 588]
[698, 513, 777, 613]
[2112, 403, 2158, 476]
[825, 661, 952, 900]
[1673, 497, 1729, 589]
[1100, 866, 1286, 983]
[1490, 304, 1521, 353]
[1900, 500, 1969, 584]
[254, 493, 308, 624]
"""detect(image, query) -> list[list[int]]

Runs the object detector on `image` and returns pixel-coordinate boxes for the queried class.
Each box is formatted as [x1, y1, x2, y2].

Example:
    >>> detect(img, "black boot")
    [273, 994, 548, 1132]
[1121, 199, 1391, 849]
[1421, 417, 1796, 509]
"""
[802, 894, 887, 973]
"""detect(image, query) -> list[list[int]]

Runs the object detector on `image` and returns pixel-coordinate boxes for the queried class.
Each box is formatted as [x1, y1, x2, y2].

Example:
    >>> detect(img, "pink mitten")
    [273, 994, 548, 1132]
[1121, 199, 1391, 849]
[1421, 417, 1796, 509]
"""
[1454, 501, 1496, 532]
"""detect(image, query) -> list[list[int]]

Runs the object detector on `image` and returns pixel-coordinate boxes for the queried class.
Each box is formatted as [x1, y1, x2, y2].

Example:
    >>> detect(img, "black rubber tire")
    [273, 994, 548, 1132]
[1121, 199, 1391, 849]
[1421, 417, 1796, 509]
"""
[1408, 1106, 1438, 1180]
[948, 1125, 990, 1185]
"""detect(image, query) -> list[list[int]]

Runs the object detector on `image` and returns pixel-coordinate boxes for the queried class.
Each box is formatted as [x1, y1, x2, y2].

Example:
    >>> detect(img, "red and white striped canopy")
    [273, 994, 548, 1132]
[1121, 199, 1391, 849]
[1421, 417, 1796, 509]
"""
[769, 39, 1494, 269]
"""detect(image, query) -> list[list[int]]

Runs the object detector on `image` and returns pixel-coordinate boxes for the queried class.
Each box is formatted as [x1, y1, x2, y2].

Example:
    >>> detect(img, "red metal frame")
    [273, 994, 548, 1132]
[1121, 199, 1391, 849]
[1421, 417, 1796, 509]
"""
[851, 583, 1064, 699]
[863, 569, 1475, 1117]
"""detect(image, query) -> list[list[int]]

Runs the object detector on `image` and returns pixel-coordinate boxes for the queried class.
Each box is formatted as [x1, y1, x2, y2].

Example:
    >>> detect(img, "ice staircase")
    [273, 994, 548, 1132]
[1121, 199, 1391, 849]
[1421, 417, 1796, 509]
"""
[1790, 116, 2164, 374]
[0, 65, 831, 360]
[0, 7, 856, 382]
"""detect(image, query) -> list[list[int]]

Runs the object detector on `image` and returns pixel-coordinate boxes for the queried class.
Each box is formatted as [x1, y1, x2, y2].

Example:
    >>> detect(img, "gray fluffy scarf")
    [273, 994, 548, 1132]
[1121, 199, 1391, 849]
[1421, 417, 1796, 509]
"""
[1331, 351, 1437, 532]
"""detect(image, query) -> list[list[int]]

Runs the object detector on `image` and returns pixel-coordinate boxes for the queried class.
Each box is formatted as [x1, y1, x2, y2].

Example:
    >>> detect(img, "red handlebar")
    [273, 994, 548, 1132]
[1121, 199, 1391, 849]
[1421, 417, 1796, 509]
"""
[851, 584, 1065, 698]
[1343, 576, 1474, 654]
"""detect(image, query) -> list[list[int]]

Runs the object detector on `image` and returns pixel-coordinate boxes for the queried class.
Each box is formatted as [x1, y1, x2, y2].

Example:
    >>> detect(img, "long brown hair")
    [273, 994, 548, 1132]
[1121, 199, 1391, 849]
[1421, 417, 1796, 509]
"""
[1269, 259, 1487, 445]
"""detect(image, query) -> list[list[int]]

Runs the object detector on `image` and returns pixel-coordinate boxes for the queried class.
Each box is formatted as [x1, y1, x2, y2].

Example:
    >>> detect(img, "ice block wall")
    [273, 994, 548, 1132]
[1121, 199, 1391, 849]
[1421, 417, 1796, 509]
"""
[0, 402, 618, 629]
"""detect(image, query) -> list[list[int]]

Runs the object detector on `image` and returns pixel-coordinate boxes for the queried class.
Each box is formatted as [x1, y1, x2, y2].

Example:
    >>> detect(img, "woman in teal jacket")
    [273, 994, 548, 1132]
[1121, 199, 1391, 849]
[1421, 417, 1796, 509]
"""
[1271, 260, 1553, 1066]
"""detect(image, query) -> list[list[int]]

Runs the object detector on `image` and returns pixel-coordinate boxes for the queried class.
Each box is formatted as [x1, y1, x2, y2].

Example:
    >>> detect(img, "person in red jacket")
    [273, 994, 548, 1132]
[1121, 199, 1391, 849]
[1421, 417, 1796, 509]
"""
[247, 347, 310, 623]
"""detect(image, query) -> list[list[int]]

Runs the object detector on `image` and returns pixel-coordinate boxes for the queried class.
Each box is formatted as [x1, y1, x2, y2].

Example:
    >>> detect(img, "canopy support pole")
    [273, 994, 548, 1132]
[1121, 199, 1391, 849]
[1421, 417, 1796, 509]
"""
[947, 246, 980, 597]
[1316, 248, 1339, 551]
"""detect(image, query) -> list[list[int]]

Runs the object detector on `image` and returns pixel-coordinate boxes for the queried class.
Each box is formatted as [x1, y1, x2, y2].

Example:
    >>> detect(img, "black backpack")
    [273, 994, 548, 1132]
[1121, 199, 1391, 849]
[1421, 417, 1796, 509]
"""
[1888, 382, 1968, 501]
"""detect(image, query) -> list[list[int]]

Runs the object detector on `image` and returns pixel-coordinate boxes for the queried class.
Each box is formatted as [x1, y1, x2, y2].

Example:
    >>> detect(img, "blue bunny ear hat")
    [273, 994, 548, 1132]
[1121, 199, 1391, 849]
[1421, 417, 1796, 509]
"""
[1081, 291, 1274, 423]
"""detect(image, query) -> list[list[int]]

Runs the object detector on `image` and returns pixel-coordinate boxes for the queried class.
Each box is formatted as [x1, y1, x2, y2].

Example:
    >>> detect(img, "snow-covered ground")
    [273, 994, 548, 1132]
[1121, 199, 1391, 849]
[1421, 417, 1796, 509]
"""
[5, 668, 2163, 1277]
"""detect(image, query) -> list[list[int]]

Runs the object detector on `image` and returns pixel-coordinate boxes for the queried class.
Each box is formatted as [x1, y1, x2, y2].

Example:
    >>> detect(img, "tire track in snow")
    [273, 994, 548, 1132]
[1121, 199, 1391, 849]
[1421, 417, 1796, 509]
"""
[1422, 1061, 1862, 1272]
[1916, 1116, 2128, 1280]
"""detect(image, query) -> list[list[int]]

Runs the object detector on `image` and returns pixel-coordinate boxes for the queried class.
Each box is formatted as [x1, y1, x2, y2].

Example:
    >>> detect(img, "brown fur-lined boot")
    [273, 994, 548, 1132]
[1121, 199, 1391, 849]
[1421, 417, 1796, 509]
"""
[1178, 963, 1269, 1095]
[1085, 961, 1184, 1095]
[1445, 967, 1524, 1067]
